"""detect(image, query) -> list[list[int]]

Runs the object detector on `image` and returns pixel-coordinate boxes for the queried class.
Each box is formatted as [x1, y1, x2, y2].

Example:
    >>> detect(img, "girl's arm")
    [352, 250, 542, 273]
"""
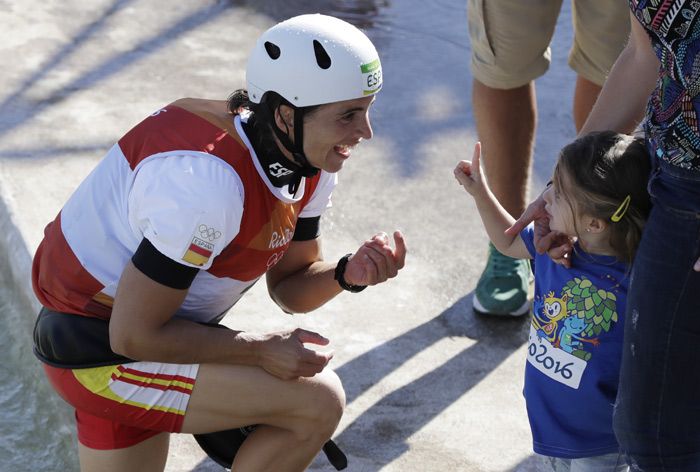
[453, 143, 530, 259]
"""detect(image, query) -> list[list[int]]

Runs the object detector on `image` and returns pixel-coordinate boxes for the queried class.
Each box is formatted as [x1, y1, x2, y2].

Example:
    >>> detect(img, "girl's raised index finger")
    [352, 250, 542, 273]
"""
[472, 142, 482, 170]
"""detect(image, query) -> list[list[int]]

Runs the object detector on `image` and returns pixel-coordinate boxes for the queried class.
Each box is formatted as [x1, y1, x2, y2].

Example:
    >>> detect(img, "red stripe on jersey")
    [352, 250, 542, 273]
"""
[187, 243, 212, 257]
[118, 104, 247, 171]
[116, 365, 196, 385]
[32, 214, 109, 319]
[110, 372, 193, 395]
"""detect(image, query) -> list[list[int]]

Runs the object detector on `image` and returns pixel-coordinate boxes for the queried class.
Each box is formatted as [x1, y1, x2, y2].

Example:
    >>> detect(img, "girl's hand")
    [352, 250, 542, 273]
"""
[453, 142, 486, 196]
[506, 193, 574, 268]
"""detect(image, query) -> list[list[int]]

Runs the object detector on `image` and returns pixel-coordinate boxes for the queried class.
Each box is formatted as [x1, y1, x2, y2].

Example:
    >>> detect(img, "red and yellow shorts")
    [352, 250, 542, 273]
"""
[44, 361, 199, 449]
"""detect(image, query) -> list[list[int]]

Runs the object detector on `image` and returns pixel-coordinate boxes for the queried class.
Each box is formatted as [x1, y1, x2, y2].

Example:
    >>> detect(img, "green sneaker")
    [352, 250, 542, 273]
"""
[473, 243, 531, 316]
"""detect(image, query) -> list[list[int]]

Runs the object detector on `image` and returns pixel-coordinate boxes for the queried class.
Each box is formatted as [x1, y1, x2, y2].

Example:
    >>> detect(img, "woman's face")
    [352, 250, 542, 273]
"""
[301, 95, 375, 173]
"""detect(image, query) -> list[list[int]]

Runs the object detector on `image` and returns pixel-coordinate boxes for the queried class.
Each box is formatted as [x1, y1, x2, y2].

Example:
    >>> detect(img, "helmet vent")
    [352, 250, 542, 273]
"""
[264, 41, 281, 60]
[313, 40, 331, 69]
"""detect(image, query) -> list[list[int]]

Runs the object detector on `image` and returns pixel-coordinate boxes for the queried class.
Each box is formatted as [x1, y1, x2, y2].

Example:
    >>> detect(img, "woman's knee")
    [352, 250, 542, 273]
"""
[311, 368, 345, 421]
[295, 369, 345, 438]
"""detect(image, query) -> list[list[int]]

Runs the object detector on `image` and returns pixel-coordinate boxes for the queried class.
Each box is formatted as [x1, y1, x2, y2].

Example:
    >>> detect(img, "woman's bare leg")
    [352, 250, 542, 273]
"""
[182, 364, 345, 471]
[573, 75, 603, 132]
[78, 432, 169, 472]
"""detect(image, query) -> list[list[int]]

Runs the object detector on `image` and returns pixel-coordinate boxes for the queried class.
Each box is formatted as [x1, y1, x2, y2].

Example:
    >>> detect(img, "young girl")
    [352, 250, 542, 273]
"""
[454, 131, 651, 471]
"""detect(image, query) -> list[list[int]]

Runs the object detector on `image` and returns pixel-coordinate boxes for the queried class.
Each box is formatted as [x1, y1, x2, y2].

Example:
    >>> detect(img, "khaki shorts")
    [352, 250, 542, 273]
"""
[468, 0, 630, 89]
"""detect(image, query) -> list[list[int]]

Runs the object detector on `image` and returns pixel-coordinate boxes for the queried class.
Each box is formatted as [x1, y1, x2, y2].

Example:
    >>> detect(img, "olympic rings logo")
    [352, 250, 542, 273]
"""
[266, 250, 286, 269]
[198, 224, 221, 241]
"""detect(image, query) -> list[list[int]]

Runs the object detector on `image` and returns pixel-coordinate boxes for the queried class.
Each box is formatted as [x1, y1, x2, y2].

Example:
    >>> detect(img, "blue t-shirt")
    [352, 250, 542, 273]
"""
[521, 226, 628, 458]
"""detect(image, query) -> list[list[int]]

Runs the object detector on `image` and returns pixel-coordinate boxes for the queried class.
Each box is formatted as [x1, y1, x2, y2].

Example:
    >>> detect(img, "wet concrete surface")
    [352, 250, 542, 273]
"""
[0, 0, 581, 470]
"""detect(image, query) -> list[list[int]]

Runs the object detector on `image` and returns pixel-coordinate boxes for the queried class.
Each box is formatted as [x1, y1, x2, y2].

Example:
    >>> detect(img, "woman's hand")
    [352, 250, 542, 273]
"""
[453, 142, 486, 196]
[343, 231, 406, 286]
[256, 328, 333, 380]
[506, 193, 574, 268]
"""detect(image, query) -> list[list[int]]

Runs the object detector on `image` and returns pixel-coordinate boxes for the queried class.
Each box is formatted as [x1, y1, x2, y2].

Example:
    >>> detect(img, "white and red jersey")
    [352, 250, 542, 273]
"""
[32, 99, 336, 323]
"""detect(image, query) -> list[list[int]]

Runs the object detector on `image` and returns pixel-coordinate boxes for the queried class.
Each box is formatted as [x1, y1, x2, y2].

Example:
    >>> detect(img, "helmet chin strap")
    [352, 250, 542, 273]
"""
[248, 102, 319, 195]
[270, 104, 319, 178]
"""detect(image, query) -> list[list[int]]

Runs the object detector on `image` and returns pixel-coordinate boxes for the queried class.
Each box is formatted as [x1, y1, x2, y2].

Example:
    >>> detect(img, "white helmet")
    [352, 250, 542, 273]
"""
[246, 14, 383, 107]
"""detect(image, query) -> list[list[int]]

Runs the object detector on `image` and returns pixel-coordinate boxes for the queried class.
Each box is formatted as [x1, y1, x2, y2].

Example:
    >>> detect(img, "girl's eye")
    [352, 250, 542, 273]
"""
[550, 185, 560, 199]
[340, 113, 355, 123]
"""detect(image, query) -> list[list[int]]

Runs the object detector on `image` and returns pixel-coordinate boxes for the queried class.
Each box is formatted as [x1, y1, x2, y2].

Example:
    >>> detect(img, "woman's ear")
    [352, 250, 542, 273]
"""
[275, 105, 294, 131]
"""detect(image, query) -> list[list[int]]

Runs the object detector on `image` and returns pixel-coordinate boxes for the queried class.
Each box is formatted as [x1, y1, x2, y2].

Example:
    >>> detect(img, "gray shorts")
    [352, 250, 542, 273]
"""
[537, 452, 629, 471]
[468, 0, 630, 89]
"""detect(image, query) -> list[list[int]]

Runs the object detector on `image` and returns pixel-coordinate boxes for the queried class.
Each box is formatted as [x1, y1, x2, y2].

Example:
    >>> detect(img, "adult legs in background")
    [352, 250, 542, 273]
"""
[468, 0, 559, 316]
[614, 173, 700, 470]
[470, 79, 534, 315]
[472, 80, 535, 219]
[569, 0, 630, 132]
[573, 76, 602, 132]
[466, 0, 628, 316]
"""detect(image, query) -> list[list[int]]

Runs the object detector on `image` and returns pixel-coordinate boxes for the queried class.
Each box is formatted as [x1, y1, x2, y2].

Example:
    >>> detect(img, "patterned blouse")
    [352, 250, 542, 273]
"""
[630, 0, 700, 171]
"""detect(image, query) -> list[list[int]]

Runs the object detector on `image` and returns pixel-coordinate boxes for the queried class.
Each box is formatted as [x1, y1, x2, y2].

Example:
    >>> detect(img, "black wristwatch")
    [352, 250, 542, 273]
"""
[334, 253, 367, 293]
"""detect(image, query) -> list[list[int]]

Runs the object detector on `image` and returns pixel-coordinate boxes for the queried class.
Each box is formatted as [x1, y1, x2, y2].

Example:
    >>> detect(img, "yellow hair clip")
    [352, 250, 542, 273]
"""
[611, 195, 631, 222]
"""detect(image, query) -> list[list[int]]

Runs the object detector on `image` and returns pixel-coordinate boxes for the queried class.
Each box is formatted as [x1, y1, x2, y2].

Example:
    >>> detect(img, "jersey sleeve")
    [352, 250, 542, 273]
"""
[128, 153, 244, 270]
[299, 170, 337, 218]
[520, 224, 537, 259]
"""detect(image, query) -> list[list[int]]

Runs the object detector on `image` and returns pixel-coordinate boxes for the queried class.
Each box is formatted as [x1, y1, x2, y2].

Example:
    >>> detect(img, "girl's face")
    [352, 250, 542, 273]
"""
[542, 170, 578, 236]
[301, 95, 375, 173]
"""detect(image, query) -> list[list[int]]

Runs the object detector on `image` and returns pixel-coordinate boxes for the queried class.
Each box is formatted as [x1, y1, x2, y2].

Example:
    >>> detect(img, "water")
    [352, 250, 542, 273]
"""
[0, 254, 77, 471]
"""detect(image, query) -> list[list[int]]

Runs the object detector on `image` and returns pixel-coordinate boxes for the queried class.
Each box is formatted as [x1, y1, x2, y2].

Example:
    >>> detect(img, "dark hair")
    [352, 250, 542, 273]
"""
[227, 88, 252, 115]
[227, 88, 320, 156]
[554, 131, 651, 263]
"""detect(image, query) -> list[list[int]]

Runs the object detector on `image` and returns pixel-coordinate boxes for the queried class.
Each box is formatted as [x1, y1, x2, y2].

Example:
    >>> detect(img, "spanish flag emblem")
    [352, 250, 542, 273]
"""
[182, 237, 213, 266]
